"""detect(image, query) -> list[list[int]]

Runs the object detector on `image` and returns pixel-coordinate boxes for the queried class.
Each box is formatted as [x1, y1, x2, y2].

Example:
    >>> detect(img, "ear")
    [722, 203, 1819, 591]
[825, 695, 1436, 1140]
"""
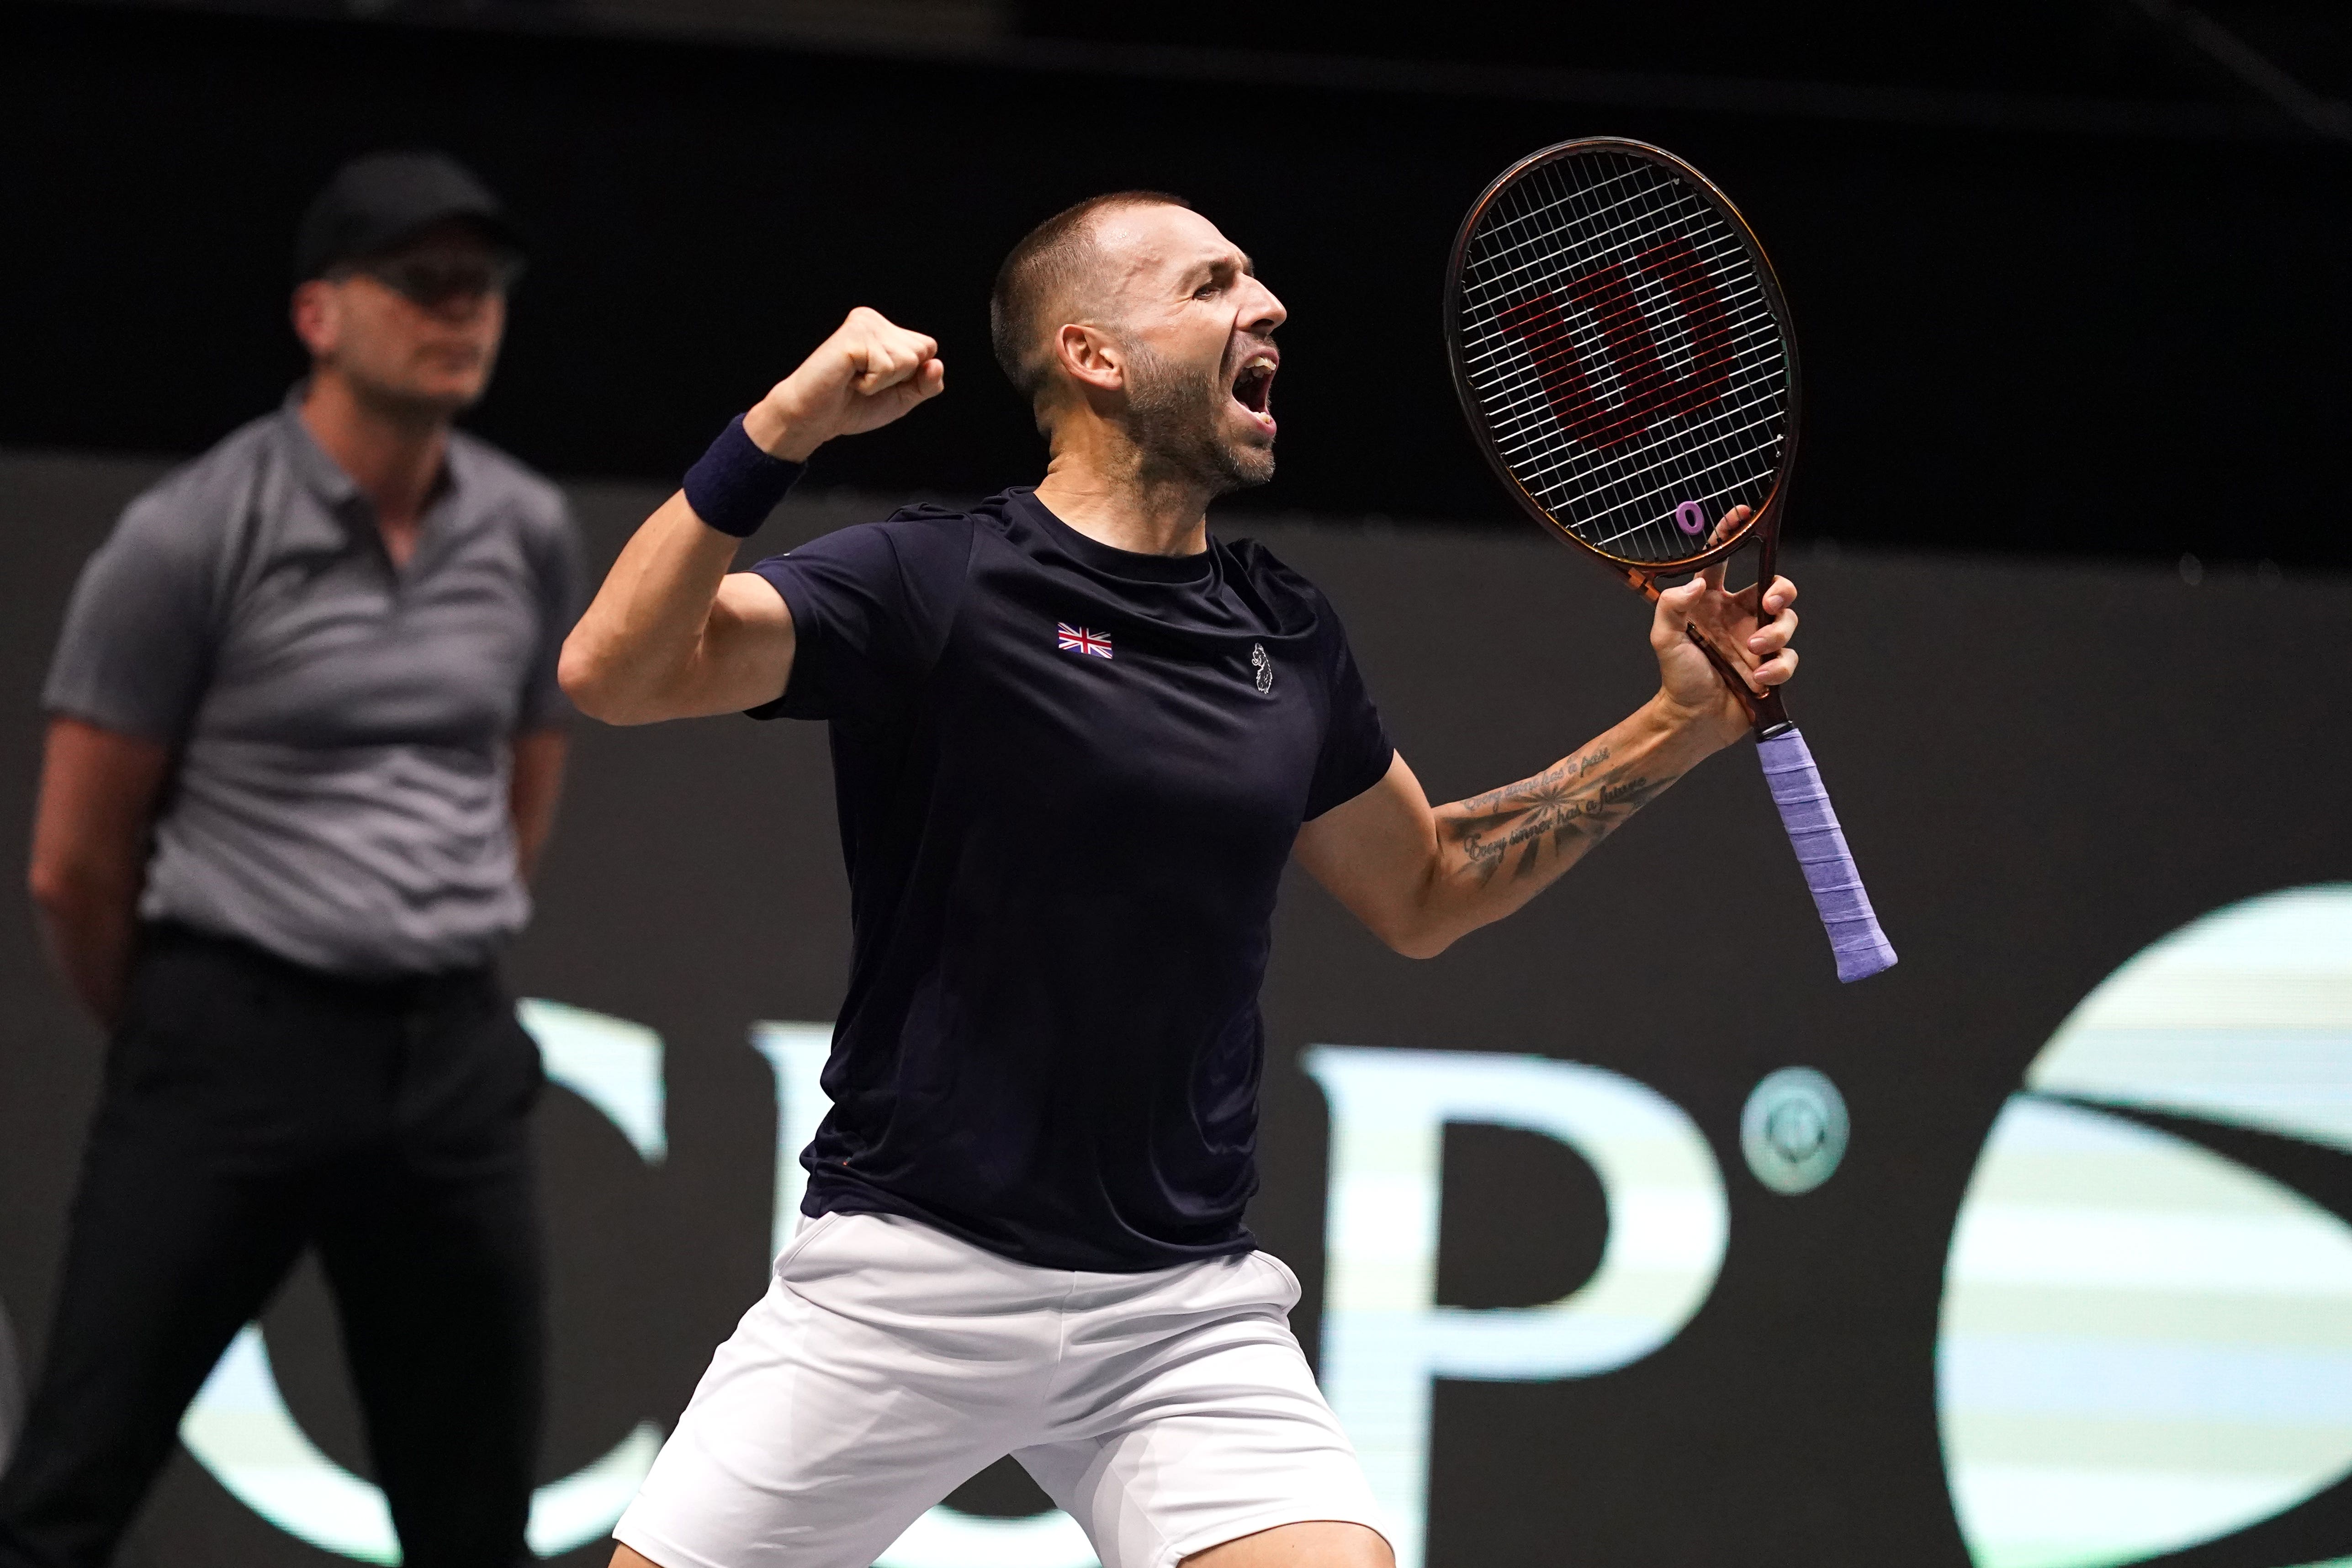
[290, 279, 339, 360]
[1051, 322, 1125, 395]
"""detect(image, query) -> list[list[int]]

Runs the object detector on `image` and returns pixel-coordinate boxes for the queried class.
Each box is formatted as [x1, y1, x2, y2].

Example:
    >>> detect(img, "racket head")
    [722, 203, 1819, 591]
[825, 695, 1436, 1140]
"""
[1446, 138, 1801, 575]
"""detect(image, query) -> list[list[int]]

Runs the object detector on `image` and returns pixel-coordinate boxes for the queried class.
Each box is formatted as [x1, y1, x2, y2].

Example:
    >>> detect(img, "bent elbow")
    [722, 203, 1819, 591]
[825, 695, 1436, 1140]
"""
[28, 856, 109, 922]
[558, 641, 634, 726]
[26, 859, 65, 917]
[556, 636, 601, 705]
[1374, 913, 1458, 961]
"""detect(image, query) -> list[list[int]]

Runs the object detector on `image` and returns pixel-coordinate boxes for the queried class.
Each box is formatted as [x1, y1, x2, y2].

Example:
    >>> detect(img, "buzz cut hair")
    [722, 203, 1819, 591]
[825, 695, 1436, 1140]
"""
[990, 190, 1193, 417]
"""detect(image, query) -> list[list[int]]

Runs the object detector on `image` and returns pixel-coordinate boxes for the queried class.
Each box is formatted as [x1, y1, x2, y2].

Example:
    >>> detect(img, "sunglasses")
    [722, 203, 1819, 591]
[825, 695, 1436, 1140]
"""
[342, 249, 526, 308]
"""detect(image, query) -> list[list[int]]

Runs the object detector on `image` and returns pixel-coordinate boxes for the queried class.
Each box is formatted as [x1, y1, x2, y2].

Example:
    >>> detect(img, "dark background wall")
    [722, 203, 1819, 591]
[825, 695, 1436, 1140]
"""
[2, 451, 2347, 1568]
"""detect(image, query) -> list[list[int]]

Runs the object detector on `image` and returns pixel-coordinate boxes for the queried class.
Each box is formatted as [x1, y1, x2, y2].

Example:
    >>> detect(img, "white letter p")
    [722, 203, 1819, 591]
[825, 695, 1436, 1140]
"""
[1303, 1047, 1729, 1568]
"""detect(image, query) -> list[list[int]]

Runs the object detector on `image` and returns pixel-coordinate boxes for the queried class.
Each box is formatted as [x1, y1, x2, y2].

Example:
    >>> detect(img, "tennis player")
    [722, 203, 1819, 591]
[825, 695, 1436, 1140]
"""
[561, 191, 1799, 1568]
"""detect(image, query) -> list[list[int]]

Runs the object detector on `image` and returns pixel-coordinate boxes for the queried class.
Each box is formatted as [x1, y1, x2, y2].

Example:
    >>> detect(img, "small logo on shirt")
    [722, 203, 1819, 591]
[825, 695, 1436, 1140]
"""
[1057, 623, 1114, 660]
[1250, 642, 1274, 695]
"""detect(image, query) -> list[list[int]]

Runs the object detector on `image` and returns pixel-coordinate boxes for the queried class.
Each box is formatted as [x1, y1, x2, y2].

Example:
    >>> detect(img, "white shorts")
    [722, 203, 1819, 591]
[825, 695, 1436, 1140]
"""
[615, 1212, 1385, 1568]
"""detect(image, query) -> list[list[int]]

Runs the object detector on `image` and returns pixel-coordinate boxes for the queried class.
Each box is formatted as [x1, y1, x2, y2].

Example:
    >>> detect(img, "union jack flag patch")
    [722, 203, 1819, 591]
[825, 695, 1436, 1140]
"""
[1056, 622, 1113, 659]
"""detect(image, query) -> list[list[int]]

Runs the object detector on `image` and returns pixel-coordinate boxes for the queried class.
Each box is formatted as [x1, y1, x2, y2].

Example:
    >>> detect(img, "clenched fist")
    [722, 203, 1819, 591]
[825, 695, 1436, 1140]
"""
[743, 307, 945, 462]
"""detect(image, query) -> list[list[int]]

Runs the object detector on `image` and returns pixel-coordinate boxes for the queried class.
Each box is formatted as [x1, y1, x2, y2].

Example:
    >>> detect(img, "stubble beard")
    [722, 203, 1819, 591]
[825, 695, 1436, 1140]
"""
[1121, 339, 1274, 497]
[330, 327, 496, 431]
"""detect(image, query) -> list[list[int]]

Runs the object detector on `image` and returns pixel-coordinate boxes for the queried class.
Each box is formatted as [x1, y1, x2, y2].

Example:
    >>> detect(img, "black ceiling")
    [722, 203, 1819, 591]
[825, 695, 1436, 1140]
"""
[5, 0, 2347, 568]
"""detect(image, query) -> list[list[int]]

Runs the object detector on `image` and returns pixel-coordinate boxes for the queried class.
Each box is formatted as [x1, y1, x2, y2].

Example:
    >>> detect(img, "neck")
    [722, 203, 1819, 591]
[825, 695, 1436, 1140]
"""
[1031, 418, 1213, 558]
[299, 369, 450, 553]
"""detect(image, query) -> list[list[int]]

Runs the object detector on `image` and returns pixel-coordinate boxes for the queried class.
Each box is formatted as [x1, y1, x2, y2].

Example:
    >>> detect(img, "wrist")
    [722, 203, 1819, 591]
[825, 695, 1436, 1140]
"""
[682, 414, 805, 539]
[1645, 687, 1743, 756]
[743, 398, 822, 463]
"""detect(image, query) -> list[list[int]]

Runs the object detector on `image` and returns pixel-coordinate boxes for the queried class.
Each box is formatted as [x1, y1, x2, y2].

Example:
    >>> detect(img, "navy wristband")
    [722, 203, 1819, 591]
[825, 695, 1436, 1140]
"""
[683, 414, 804, 538]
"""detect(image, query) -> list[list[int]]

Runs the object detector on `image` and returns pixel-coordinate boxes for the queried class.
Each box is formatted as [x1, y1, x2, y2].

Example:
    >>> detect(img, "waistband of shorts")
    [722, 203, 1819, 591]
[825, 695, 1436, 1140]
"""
[797, 1201, 1263, 1286]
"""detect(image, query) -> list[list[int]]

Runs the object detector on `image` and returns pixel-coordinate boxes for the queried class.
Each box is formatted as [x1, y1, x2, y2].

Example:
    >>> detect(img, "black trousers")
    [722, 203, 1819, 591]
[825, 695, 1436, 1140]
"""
[0, 924, 546, 1568]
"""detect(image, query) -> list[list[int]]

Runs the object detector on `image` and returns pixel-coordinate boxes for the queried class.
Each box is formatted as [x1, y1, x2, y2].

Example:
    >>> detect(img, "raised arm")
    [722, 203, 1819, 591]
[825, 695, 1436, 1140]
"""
[1293, 563, 1798, 959]
[560, 307, 944, 725]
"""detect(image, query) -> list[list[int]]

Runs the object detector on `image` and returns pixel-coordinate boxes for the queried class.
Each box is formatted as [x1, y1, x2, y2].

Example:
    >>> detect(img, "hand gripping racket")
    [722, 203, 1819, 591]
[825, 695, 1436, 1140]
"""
[1445, 137, 1896, 982]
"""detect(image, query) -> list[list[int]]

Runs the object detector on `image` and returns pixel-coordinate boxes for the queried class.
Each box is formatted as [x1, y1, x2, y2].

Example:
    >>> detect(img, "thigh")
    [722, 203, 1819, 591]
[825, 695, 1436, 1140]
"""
[389, 975, 544, 1171]
[318, 1118, 542, 1567]
[1019, 1253, 1388, 1568]
[615, 1214, 1054, 1568]
[0, 955, 311, 1565]
[1176, 1522, 1391, 1568]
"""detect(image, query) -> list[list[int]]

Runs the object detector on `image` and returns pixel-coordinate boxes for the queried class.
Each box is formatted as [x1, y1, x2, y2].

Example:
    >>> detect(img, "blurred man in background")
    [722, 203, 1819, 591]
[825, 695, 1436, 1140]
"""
[0, 151, 580, 1568]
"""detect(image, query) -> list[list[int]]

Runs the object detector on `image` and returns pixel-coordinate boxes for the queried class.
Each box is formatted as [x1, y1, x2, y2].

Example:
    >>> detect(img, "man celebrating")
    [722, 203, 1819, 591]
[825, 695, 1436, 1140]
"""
[5, 152, 577, 1568]
[562, 192, 1799, 1568]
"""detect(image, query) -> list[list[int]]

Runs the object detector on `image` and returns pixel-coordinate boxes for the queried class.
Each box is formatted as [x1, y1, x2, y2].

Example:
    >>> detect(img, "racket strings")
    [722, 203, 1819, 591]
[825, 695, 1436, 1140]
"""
[1470, 255, 1758, 465]
[1468, 164, 1782, 558]
[1464, 225, 1757, 415]
[1463, 164, 1734, 308]
[1461, 219, 1764, 415]
[1455, 151, 1789, 564]
[1471, 160, 1781, 551]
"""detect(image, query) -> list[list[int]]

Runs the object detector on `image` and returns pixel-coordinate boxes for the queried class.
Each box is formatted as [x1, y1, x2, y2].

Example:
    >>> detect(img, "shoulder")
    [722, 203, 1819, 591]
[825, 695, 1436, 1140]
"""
[748, 501, 985, 682]
[776, 499, 982, 577]
[1221, 535, 1314, 589]
[1220, 535, 1343, 623]
[878, 497, 988, 556]
[448, 429, 572, 540]
[97, 413, 286, 572]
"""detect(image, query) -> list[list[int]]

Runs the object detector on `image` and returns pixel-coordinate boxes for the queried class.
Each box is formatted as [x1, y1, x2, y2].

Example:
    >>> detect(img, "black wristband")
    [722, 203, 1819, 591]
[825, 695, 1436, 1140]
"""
[683, 414, 804, 538]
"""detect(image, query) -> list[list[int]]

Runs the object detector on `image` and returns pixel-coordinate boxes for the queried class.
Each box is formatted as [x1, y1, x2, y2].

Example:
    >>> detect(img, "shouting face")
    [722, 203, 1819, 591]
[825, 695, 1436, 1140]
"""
[1082, 204, 1286, 494]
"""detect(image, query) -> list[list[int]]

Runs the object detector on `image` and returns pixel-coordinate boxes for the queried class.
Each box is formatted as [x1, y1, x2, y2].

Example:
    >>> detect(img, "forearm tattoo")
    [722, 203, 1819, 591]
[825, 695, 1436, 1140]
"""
[1437, 745, 1680, 886]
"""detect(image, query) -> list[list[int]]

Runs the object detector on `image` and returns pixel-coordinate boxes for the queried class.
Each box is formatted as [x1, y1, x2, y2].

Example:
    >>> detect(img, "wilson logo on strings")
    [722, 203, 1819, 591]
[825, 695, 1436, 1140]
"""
[1494, 236, 1733, 451]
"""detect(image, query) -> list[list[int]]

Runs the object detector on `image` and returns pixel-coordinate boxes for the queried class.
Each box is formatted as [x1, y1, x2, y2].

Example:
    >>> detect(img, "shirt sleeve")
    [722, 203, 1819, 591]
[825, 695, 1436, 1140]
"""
[1303, 604, 1396, 821]
[42, 491, 217, 743]
[746, 511, 975, 721]
[515, 500, 586, 732]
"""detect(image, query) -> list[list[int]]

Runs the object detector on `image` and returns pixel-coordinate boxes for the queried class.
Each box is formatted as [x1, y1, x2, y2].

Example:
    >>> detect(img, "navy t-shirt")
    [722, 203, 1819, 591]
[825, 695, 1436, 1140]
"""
[751, 488, 1393, 1271]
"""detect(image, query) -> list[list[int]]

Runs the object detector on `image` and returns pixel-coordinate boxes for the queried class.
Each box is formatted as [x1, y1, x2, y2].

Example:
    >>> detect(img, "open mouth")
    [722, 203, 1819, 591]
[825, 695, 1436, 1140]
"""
[1230, 355, 1277, 425]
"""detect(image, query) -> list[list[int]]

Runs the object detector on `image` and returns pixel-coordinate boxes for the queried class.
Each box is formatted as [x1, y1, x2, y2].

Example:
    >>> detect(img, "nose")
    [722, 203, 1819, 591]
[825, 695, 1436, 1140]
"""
[1240, 276, 1286, 337]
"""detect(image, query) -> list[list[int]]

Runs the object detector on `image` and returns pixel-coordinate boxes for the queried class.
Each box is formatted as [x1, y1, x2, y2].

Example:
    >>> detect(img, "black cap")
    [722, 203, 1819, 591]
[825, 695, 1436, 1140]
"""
[293, 150, 523, 281]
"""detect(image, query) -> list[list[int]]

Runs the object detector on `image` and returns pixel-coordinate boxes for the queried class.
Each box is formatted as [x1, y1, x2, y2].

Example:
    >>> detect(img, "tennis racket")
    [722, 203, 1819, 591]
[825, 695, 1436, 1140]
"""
[1444, 137, 1896, 983]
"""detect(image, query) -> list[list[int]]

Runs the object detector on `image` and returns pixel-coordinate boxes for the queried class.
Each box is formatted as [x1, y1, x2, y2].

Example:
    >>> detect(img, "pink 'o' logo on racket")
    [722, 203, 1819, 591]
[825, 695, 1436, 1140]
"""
[1492, 237, 1733, 451]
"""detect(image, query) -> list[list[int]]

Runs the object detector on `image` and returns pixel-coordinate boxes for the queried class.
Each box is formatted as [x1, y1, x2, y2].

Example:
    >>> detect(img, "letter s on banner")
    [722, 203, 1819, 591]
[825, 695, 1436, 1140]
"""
[1302, 1047, 1730, 1568]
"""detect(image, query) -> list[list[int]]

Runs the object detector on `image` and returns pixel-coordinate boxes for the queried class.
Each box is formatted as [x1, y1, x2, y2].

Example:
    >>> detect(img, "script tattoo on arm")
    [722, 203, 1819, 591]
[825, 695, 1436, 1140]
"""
[1435, 744, 1682, 887]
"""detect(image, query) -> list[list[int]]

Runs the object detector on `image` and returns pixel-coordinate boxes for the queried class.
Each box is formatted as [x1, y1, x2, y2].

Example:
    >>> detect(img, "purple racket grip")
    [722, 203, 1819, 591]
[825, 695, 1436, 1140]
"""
[1756, 727, 1897, 982]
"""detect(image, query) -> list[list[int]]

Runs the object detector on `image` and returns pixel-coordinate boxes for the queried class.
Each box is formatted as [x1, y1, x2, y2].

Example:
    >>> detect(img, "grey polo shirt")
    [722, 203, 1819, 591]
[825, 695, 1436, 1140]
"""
[43, 394, 583, 977]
